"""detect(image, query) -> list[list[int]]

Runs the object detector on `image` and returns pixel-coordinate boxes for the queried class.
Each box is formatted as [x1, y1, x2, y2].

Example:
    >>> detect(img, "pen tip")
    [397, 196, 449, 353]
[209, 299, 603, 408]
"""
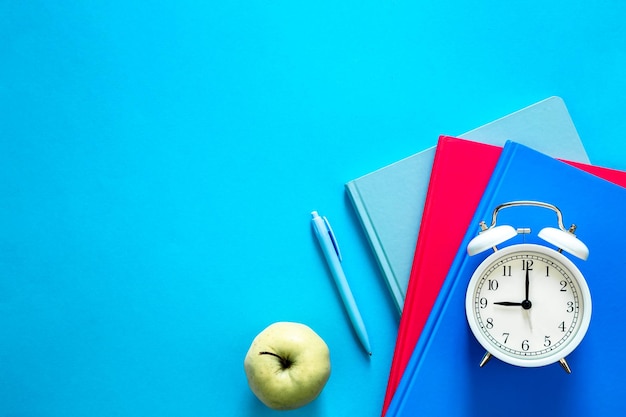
[311, 211, 318, 218]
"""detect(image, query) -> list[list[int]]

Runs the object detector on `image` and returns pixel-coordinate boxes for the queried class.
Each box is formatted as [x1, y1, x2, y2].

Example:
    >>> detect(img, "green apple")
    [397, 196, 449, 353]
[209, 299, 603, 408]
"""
[244, 321, 331, 410]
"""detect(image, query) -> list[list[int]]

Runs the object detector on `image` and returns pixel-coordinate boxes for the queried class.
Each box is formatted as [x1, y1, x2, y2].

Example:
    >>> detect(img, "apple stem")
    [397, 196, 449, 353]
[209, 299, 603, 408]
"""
[259, 351, 293, 369]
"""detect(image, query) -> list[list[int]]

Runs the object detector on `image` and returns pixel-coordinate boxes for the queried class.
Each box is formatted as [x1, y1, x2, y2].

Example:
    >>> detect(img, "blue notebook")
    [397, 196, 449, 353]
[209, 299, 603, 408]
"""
[386, 142, 626, 416]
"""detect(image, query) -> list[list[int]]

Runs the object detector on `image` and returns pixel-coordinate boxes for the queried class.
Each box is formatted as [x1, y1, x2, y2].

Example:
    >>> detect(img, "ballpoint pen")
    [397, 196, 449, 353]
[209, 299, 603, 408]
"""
[311, 211, 372, 356]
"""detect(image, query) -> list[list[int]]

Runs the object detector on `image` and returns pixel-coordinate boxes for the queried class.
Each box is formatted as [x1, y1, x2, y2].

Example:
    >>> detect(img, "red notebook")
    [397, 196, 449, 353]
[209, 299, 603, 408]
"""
[382, 136, 626, 415]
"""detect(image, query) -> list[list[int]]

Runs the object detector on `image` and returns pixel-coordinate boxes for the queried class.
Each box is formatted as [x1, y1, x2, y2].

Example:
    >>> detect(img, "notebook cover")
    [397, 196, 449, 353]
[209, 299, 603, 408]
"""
[386, 142, 626, 417]
[381, 136, 626, 414]
[345, 96, 589, 314]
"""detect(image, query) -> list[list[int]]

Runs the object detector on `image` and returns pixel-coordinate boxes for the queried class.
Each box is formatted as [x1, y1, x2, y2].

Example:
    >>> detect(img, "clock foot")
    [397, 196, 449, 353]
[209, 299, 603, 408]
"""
[559, 358, 572, 374]
[479, 351, 493, 367]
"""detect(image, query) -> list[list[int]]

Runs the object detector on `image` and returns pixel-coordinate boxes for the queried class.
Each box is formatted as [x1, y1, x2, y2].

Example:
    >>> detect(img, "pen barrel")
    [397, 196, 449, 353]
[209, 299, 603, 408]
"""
[326, 255, 369, 338]
[312, 216, 371, 354]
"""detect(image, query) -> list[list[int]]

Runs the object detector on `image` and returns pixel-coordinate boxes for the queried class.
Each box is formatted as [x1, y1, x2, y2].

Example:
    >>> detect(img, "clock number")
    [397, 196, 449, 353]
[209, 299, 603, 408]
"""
[566, 301, 575, 313]
[502, 265, 511, 276]
[479, 298, 488, 309]
[502, 332, 510, 344]
[544, 335, 552, 347]
[522, 260, 533, 270]
[545, 266, 550, 277]
[521, 340, 530, 351]
[560, 280, 568, 292]
[488, 280, 499, 291]
[559, 321, 566, 332]
[485, 318, 494, 329]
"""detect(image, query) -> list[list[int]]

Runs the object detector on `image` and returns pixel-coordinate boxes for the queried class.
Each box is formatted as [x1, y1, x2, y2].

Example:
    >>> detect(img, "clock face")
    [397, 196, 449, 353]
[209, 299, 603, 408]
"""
[465, 244, 592, 368]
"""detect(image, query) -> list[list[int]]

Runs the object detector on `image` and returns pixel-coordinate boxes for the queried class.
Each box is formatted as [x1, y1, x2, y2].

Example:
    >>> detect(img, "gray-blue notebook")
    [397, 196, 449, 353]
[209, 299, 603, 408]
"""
[345, 97, 589, 314]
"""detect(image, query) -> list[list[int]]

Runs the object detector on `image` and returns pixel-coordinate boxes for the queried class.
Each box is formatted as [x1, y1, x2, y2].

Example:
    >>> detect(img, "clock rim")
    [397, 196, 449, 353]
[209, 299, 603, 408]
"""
[465, 243, 592, 368]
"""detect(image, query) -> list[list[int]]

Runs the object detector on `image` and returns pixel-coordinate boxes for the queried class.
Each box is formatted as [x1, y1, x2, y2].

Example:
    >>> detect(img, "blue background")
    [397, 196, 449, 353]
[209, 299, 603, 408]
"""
[1, 1, 625, 416]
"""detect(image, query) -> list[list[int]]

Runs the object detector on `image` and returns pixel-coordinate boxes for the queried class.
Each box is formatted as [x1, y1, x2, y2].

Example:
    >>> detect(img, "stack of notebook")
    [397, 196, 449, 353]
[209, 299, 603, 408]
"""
[345, 97, 626, 416]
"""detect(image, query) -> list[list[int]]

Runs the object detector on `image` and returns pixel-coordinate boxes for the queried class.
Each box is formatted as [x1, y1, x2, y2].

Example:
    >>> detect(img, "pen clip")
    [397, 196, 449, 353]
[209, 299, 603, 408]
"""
[323, 216, 343, 261]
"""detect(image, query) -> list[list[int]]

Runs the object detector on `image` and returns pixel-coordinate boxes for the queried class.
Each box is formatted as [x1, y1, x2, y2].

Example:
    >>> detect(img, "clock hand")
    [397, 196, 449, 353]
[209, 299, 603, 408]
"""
[493, 301, 523, 306]
[525, 267, 530, 302]
[522, 267, 532, 310]
[524, 308, 533, 332]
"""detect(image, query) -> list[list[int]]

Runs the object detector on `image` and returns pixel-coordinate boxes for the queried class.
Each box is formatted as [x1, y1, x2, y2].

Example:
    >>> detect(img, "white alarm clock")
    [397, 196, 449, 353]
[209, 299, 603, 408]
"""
[465, 201, 592, 373]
